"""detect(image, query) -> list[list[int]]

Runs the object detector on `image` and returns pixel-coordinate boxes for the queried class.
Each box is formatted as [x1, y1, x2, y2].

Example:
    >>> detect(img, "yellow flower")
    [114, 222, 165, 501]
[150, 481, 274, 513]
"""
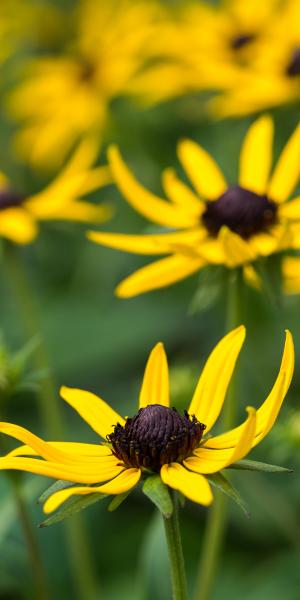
[7, 0, 164, 169]
[0, 138, 111, 244]
[88, 116, 300, 298]
[0, 327, 294, 513]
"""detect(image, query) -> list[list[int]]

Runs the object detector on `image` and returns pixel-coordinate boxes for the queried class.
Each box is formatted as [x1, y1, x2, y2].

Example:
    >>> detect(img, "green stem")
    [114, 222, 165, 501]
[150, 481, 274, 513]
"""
[194, 269, 242, 600]
[163, 493, 188, 600]
[3, 243, 98, 600]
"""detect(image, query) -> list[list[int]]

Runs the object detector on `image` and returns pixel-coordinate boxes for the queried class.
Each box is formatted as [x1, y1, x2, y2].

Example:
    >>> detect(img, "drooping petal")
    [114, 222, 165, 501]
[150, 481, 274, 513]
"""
[116, 254, 206, 298]
[205, 330, 294, 449]
[139, 343, 169, 408]
[7, 442, 111, 459]
[160, 463, 213, 505]
[87, 228, 205, 256]
[60, 386, 125, 440]
[108, 146, 197, 228]
[44, 201, 112, 224]
[185, 408, 256, 474]
[0, 208, 38, 244]
[282, 257, 300, 294]
[43, 468, 141, 514]
[268, 124, 300, 203]
[239, 116, 274, 195]
[178, 139, 227, 200]
[220, 226, 257, 267]
[162, 168, 205, 216]
[188, 326, 246, 432]
[0, 456, 123, 484]
[278, 196, 300, 221]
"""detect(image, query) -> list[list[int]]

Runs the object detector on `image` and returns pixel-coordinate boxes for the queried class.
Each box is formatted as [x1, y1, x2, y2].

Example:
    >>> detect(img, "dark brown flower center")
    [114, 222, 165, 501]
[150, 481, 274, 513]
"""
[0, 189, 25, 211]
[202, 185, 278, 239]
[108, 404, 206, 471]
[286, 47, 300, 77]
[230, 33, 256, 51]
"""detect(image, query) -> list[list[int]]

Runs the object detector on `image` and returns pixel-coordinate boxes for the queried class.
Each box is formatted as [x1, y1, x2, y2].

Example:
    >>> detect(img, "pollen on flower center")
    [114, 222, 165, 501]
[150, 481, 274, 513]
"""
[0, 189, 25, 211]
[286, 47, 300, 77]
[202, 185, 277, 239]
[108, 404, 206, 471]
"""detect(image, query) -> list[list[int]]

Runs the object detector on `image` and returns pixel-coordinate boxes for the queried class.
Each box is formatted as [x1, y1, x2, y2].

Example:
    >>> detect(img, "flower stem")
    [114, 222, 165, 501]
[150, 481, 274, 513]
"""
[194, 268, 242, 600]
[3, 243, 99, 600]
[163, 492, 188, 600]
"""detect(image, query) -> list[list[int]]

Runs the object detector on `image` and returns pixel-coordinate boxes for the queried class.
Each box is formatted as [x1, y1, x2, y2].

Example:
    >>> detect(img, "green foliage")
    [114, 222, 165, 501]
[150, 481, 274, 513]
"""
[142, 474, 173, 518]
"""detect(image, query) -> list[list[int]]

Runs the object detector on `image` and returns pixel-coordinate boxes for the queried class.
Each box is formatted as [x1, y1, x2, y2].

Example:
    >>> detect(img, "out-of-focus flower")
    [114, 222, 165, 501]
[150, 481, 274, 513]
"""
[7, 0, 165, 169]
[0, 327, 294, 513]
[88, 116, 300, 297]
[210, 0, 300, 116]
[282, 256, 300, 294]
[0, 138, 111, 244]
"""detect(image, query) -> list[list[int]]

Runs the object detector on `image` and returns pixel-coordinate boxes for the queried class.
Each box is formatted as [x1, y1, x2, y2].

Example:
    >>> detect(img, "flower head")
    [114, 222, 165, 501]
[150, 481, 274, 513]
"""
[0, 327, 294, 513]
[88, 116, 300, 297]
[0, 138, 111, 245]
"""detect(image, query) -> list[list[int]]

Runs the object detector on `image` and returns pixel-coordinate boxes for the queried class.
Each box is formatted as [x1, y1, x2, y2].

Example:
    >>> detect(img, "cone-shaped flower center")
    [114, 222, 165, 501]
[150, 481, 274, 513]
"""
[202, 185, 277, 239]
[230, 33, 255, 51]
[0, 189, 24, 211]
[286, 47, 300, 77]
[108, 404, 206, 471]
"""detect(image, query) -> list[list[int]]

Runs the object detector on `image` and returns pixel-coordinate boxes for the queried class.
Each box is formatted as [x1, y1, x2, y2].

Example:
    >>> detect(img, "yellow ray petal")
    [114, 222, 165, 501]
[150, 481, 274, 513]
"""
[186, 408, 256, 474]
[243, 265, 262, 290]
[60, 386, 125, 440]
[108, 146, 196, 228]
[220, 226, 257, 267]
[205, 331, 294, 449]
[139, 343, 169, 408]
[178, 139, 227, 200]
[268, 124, 300, 203]
[88, 228, 205, 256]
[279, 196, 300, 221]
[160, 463, 213, 506]
[198, 237, 225, 264]
[162, 168, 204, 216]
[0, 208, 38, 244]
[0, 456, 123, 484]
[116, 254, 206, 298]
[7, 442, 111, 459]
[43, 468, 141, 514]
[239, 116, 274, 195]
[43, 202, 112, 224]
[188, 326, 246, 432]
[282, 257, 300, 294]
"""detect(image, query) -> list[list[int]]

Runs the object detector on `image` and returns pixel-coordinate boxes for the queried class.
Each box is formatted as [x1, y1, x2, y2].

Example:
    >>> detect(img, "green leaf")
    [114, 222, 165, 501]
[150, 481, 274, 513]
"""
[207, 472, 250, 518]
[142, 475, 173, 518]
[38, 480, 75, 505]
[108, 490, 132, 512]
[39, 490, 108, 527]
[228, 459, 293, 473]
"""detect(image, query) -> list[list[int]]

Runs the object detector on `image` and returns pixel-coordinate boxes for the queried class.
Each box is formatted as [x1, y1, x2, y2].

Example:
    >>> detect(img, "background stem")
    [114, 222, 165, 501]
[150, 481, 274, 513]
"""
[163, 493, 188, 600]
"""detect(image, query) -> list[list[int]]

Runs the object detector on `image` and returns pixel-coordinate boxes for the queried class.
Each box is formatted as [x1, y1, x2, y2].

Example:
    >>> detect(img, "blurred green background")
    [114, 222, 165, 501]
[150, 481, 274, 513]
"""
[0, 1, 300, 599]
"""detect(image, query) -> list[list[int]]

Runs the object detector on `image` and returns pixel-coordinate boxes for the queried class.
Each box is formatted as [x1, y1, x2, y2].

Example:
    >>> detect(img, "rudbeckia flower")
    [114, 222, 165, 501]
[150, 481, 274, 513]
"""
[88, 116, 300, 298]
[0, 138, 111, 245]
[0, 327, 294, 513]
[7, 0, 164, 169]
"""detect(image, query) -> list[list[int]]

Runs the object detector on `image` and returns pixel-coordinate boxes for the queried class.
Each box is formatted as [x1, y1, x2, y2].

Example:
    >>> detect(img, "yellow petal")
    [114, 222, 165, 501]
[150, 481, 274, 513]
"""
[268, 124, 300, 203]
[7, 442, 111, 459]
[178, 139, 227, 200]
[243, 265, 262, 290]
[43, 468, 141, 514]
[186, 408, 256, 474]
[198, 237, 225, 264]
[239, 116, 274, 195]
[88, 228, 205, 256]
[279, 196, 300, 221]
[188, 326, 246, 432]
[220, 226, 257, 267]
[44, 202, 112, 224]
[0, 456, 123, 484]
[162, 168, 204, 216]
[0, 423, 79, 464]
[160, 463, 213, 506]
[205, 331, 294, 449]
[108, 146, 196, 228]
[0, 208, 38, 244]
[116, 254, 206, 298]
[282, 257, 300, 294]
[60, 386, 125, 440]
[139, 343, 169, 408]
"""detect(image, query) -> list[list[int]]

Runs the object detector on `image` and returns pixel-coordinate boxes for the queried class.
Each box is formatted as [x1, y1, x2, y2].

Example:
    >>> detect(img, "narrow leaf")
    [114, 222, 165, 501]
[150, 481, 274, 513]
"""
[38, 480, 75, 505]
[228, 459, 293, 473]
[207, 472, 250, 518]
[142, 475, 173, 518]
[108, 490, 131, 512]
[39, 491, 108, 527]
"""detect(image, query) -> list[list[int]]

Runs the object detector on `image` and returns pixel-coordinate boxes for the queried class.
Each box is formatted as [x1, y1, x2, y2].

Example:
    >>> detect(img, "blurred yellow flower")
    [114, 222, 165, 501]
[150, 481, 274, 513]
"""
[0, 327, 294, 512]
[7, 0, 164, 169]
[0, 138, 111, 244]
[88, 116, 300, 297]
[282, 257, 300, 294]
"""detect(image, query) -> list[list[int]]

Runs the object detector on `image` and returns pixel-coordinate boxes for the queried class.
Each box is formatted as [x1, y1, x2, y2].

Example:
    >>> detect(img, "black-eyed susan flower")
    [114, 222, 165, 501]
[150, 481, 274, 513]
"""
[0, 138, 111, 245]
[7, 0, 164, 169]
[88, 116, 300, 298]
[0, 327, 294, 514]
